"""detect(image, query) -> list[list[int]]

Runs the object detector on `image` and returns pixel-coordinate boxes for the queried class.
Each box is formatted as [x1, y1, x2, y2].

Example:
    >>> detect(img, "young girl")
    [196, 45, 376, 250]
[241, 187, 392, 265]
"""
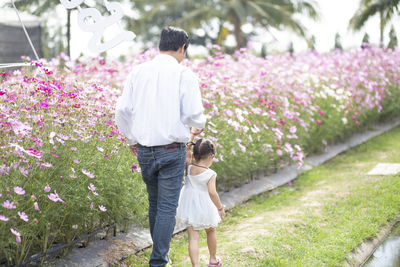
[176, 138, 226, 267]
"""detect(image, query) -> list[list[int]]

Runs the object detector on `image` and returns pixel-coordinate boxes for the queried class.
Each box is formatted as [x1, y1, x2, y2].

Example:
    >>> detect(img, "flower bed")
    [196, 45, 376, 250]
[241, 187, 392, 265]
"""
[0, 47, 399, 264]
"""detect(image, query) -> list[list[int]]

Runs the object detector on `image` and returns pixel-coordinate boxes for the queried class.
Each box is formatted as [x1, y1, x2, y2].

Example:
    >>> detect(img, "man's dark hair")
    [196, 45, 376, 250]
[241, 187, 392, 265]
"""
[159, 27, 189, 52]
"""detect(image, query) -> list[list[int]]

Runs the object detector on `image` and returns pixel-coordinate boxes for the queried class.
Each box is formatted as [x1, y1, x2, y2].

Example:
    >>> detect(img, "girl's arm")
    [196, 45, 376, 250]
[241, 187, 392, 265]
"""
[208, 175, 226, 220]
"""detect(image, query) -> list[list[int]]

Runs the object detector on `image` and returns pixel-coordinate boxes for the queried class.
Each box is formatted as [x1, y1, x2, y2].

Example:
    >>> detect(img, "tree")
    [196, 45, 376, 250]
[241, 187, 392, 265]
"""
[261, 43, 267, 57]
[288, 41, 294, 55]
[128, 0, 320, 50]
[334, 33, 343, 50]
[349, 0, 400, 47]
[388, 25, 398, 49]
[361, 33, 370, 49]
[308, 35, 316, 51]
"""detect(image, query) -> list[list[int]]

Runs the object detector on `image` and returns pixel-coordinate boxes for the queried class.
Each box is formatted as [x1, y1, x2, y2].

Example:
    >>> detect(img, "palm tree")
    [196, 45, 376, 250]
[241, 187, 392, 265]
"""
[349, 0, 400, 46]
[129, 0, 319, 49]
[388, 25, 398, 49]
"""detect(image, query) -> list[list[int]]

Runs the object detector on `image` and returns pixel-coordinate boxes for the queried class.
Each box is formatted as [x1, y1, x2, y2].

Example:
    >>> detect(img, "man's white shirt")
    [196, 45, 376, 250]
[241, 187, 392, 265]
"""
[115, 54, 206, 146]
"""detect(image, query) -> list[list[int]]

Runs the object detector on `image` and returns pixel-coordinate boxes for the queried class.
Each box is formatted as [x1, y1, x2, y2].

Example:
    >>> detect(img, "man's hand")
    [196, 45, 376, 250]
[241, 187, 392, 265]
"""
[129, 144, 138, 157]
[190, 127, 203, 141]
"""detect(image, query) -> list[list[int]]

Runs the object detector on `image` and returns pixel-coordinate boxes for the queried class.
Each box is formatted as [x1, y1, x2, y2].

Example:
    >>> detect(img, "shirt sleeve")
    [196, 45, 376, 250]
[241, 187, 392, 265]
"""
[180, 69, 207, 129]
[115, 72, 137, 145]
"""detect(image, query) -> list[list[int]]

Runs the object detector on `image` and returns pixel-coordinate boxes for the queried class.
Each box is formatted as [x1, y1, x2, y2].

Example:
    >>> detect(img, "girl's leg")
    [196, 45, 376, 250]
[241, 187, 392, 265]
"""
[205, 228, 218, 264]
[187, 226, 200, 267]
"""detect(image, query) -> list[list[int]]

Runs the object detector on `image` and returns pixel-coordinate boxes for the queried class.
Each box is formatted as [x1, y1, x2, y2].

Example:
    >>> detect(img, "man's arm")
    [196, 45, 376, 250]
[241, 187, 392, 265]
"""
[115, 72, 137, 147]
[180, 70, 207, 131]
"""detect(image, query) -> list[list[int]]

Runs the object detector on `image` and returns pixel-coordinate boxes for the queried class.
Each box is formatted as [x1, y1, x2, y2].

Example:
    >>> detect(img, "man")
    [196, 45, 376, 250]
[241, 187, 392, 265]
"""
[115, 27, 206, 267]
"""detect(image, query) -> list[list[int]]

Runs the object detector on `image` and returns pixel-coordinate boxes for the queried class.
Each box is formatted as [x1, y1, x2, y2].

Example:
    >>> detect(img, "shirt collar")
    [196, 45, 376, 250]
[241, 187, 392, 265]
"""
[154, 53, 179, 64]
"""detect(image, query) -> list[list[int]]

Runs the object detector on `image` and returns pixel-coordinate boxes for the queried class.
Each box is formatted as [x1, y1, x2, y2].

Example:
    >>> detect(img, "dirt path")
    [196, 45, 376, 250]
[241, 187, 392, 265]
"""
[171, 166, 386, 266]
[127, 127, 400, 266]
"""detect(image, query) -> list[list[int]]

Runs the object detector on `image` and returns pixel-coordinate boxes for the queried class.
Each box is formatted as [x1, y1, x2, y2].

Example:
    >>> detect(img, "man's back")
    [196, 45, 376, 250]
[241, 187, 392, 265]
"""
[116, 53, 204, 146]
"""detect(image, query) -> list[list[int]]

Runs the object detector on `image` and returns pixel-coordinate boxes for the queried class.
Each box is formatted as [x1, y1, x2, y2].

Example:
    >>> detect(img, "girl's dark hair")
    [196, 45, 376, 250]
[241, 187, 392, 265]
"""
[193, 139, 216, 161]
[159, 26, 189, 52]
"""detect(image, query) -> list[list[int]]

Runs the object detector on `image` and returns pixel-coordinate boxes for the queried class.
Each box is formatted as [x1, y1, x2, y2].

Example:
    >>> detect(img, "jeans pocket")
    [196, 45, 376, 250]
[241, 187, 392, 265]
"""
[158, 150, 185, 180]
[137, 153, 153, 184]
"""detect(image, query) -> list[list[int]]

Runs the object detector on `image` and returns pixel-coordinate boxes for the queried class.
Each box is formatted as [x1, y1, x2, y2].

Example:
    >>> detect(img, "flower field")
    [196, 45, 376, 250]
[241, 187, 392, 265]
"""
[1, 47, 399, 264]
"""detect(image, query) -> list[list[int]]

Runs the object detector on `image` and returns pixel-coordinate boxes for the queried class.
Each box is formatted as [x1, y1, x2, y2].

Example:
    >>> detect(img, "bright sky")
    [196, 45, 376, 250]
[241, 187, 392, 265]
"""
[252, 0, 400, 53]
[4, 0, 399, 59]
[60, 0, 400, 58]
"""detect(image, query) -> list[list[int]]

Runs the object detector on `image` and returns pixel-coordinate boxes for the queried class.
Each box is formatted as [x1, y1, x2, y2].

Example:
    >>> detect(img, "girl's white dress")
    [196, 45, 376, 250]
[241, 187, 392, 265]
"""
[176, 165, 221, 230]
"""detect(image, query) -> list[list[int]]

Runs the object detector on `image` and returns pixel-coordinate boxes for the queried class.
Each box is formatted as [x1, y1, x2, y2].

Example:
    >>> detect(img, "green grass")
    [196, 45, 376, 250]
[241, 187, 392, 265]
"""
[124, 126, 400, 267]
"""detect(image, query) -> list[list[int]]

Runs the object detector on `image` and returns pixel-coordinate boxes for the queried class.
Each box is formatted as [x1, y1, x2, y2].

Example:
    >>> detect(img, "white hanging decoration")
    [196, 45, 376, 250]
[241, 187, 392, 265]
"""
[60, 0, 135, 53]
[60, 0, 84, 9]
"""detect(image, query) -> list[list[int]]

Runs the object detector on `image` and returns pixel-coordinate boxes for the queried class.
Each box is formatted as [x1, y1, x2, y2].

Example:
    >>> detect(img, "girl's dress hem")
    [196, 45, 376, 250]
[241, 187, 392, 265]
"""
[176, 165, 221, 231]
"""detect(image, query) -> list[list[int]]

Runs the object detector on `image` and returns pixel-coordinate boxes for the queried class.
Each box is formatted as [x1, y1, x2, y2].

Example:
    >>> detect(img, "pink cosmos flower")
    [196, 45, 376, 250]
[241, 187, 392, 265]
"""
[131, 163, 138, 173]
[34, 202, 39, 210]
[276, 149, 283, 156]
[26, 148, 43, 159]
[284, 143, 294, 155]
[18, 211, 29, 222]
[97, 147, 104, 152]
[19, 167, 28, 177]
[0, 215, 9, 221]
[10, 228, 21, 243]
[13, 186, 25, 195]
[71, 147, 77, 151]
[98, 205, 107, 212]
[88, 183, 98, 195]
[44, 184, 51, 192]
[73, 160, 80, 164]
[90, 202, 94, 210]
[2, 200, 16, 209]
[82, 169, 94, 178]
[69, 93, 77, 99]
[238, 143, 246, 153]
[39, 102, 49, 109]
[50, 151, 59, 158]
[88, 183, 95, 191]
[48, 190, 64, 203]
[41, 162, 53, 168]
[44, 68, 53, 75]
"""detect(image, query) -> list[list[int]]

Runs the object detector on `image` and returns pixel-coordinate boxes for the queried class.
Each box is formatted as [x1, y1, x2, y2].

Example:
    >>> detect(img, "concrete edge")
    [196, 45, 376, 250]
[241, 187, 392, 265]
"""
[345, 216, 400, 266]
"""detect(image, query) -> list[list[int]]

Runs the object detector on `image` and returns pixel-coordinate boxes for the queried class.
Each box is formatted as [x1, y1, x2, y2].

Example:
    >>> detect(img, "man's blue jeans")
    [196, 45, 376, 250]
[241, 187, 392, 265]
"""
[137, 143, 186, 267]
